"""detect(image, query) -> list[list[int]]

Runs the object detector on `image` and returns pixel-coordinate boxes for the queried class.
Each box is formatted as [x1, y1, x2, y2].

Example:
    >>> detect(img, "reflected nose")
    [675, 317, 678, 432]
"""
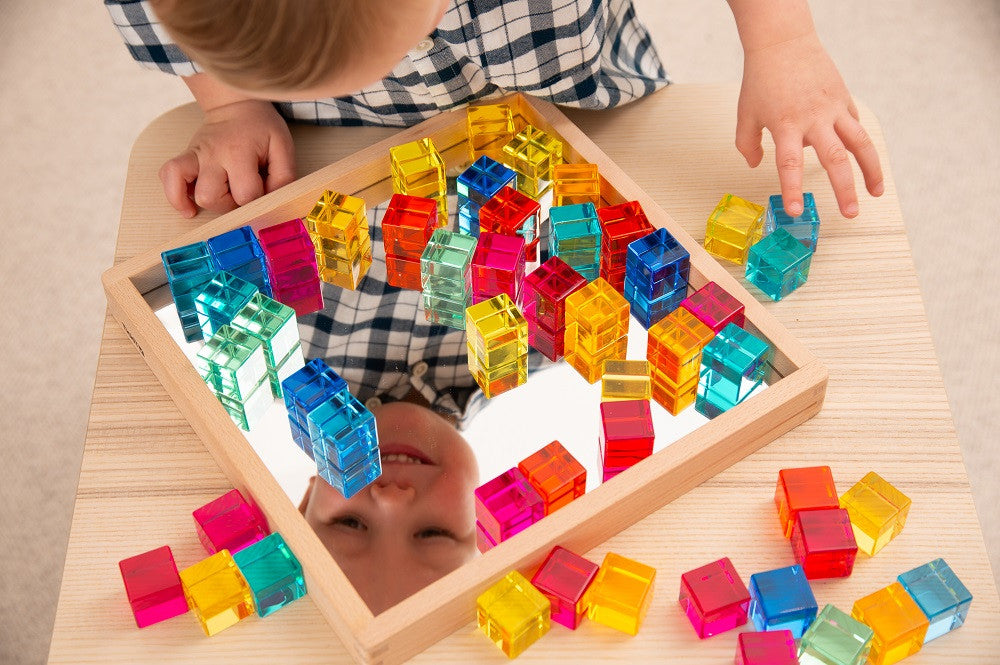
[369, 480, 417, 507]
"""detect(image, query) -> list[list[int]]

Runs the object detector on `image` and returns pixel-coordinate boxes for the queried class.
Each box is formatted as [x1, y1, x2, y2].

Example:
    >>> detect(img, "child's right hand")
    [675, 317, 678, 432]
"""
[159, 99, 296, 218]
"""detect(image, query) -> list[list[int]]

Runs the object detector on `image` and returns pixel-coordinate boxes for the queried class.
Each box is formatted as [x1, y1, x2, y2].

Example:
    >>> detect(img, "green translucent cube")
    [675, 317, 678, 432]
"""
[420, 229, 477, 282]
[799, 604, 874, 665]
[230, 293, 299, 369]
[232, 533, 306, 617]
[746, 227, 813, 301]
[196, 325, 268, 402]
[194, 271, 259, 339]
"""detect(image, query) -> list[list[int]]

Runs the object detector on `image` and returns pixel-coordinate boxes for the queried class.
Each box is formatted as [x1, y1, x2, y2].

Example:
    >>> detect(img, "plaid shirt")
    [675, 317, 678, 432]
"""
[106, 0, 669, 423]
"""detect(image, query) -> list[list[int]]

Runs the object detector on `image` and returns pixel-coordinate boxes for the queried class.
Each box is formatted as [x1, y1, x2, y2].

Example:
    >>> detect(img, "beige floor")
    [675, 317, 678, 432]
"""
[0, 1, 996, 663]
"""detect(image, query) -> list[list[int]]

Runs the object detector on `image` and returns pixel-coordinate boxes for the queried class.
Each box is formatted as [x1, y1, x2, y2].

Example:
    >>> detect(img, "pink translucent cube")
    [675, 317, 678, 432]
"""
[678, 557, 751, 638]
[193, 489, 270, 555]
[474, 468, 544, 552]
[118, 545, 189, 628]
[257, 218, 323, 315]
[471, 232, 526, 304]
[531, 546, 599, 629]
[679, 281, 745, 334]
[735, 630, 798, 665]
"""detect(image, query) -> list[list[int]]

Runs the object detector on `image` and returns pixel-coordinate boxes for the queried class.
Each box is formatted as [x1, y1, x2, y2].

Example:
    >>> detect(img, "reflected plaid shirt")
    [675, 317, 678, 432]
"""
[105, 0, 669, 423]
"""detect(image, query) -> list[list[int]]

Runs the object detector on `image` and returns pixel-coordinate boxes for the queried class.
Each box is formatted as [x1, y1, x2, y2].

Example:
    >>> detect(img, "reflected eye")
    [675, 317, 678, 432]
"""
[416, 527, 455, 540]
[332, 515, 367, 531]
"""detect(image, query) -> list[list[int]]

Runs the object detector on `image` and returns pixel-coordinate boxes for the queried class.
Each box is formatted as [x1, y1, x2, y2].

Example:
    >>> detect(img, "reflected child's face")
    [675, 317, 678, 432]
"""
[299, 401, 479, 614]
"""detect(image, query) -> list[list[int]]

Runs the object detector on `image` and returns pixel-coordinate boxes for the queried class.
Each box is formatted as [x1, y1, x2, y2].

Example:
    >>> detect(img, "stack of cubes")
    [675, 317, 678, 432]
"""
[419, 229, 478, 329]
[195, 325, 271, 431]
[563, 278, 629, 383]
[703, 194, 765, 264]
[679, 281, 746, 334]
[516, 440, 586, 515]
[519, 256, 587, 361]
[501, 124, 563, 199]
[194, 271, 258, 339]
[467, 103, 515, 164]
[230, 292, 305, 398]
[696, 322, 773, 419]
[598, 399, 654, 481]
[766, 192, 821, 251]
[548, 203, 601, 281]
[551, 163, 601, 207]
[474, 467, 543, 552]
[746, 227, 814, 302]
[389, 138, 447, 227]
[304, 190, 373, 290]
[281, 358, 347, 460]
[646, 308, 715, 415]
[597, 201, 654, 293]
[206, 225, 272, 297]
[465, 293, 529, 398]
[257, 218, 324, 315]
[624, 227, 691, 329]
[162, 242, 218, 342]
[479, 185, 542, 262]
[470, 232, 526, 304]
[456, 156, 516, 236]
[380, 194, 438, 290]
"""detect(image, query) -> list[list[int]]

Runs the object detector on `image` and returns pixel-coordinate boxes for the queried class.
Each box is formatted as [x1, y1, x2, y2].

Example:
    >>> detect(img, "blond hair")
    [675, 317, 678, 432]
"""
[150, 0, 379, 93]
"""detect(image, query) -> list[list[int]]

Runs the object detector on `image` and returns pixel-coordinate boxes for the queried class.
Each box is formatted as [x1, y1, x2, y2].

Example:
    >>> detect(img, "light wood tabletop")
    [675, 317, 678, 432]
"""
[49, 84, 999, 663]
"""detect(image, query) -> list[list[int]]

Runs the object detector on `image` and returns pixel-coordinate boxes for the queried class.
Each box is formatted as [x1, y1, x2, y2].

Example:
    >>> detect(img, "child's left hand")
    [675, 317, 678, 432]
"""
[734, 31, 884, 218]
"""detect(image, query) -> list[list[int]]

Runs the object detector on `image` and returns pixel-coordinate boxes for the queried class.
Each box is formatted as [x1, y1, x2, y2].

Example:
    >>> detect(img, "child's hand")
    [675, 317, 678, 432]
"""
[159, 99, 296, 218]
[734, 32, 883, 218]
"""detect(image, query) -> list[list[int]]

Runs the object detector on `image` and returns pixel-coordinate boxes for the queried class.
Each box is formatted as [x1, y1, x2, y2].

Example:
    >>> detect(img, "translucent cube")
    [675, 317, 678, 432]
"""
[746, 227, 813, 301]
[679, 281, 745, 334]
[646, 307, 715, 383]
[766, 192, 821, 251]
[162, 242, 217, 342]
[530, 546, 598, 629]
[839, 471, 911, 555]
[774, 465, 839, 538]
[679, 557, 751, 638]
[897, 558, 973, 643]
[470, 232, 526, 304]
[389, 138, 447, 226]
[599, 399, 655, 469]
[304, 190, 372, 289]
[552, 162, 600, 207]
[517, 440, 586, 514]
[192, 489, 269, 555]
[281, 358, 349, 459]
[196, 325, 269, 402]
[583, 552, 656, 635]
[601, 359, 651, 402]
[704, 193, 765, 264]
[477, 571, 551, 658]
[257, 218, 323, 315]
[736, 631, 798, 665]
[501, 125, 563, 198]
[790, 507, 858, 579]
[478, 185, 541, 261]
[207, 225, 272, 297]
[748, 565, 818, 638]
[467, 103, 515, 164]
[799, 604, 874, 665]
[474, 468, 544, 549]
[118, 545, 188, 628]
[625, 227, 690, 299]
[307, 390, 380, 474]
[231, 532, 306, 617]
[519, 256, 587, 356]
[851, 583, 929, 665]
[179, 550, 255, 636]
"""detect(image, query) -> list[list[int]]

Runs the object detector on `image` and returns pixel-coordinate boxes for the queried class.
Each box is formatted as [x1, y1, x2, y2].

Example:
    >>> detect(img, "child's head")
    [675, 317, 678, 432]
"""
[150, 0, 450, 99]
[298, 400, 479, 614]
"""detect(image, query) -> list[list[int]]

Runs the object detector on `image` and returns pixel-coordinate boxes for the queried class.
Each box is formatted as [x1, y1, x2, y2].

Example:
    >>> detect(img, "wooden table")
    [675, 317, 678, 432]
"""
[49, 85, 999, 663]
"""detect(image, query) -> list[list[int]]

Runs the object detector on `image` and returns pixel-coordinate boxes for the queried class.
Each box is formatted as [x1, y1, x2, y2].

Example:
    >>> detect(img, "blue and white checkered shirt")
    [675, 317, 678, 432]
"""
[106, 0, 669, 423]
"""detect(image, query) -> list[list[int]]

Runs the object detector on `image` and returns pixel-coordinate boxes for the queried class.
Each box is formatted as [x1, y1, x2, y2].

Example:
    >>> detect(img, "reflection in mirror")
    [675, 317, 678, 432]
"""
[154, 194, 770, 615]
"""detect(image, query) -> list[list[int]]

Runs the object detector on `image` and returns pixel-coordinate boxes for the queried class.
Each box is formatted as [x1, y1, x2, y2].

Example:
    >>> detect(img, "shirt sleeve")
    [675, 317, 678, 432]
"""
[104, 0, 200, 76]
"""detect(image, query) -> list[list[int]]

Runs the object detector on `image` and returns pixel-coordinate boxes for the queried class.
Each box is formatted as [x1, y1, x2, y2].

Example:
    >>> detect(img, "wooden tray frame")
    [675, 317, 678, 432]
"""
[102, 93, 827, 665]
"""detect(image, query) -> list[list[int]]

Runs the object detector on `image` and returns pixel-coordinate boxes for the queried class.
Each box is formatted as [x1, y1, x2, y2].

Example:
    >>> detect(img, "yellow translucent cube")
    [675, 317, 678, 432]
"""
[565, 278, 629, 337]
[840, 472, 911, 555]
[477, 571, 551, 658]
[704, 194, 765, 264]
[851, 582, 928, 665]
[583, 552, 656, 635]
[502, 125, 563, 198]
[466, 294, 529, 397]
[564, 332, 628, 384]
[389, 138, 448, 226]
[179, 550, 255, 636]
[304, 190, 373, 289]
[647, 307, 716, 383]
[467, 104, 516, 164]
[601, 359, 651, 401]
[552, 163, 601, 207]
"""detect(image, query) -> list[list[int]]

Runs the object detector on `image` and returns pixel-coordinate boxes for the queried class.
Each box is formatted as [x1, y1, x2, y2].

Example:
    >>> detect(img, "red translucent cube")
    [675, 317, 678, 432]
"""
[193, 489, 270, 555]
[517, 440, 586, 514]
[479, 185, 542, 261]
[381, 193, 437, 257]
[775, 466, 839, 538]
[474, 468, 544, 551]
[257, 218, 323, 315]
[118, 545, 189, 628]
[385, 253, 423, 290]
[597, 201, 653, 292]
[678, 281, 745, 334]
[531, 546, 600, 629]
[735, 630, 799, 665]
[520, 257, 588, 334]
[790, 507, 858, 579]
[599, 399, 655, 470]
[678, 557, 751, 638]
[471, 232, 526, 304]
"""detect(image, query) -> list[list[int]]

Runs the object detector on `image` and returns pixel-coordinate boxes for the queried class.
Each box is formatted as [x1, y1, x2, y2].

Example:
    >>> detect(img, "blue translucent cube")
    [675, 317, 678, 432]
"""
[746, 228, 813, 302]
[281, 359, 349, 459]
[162, 242, 217, 342]
[766, 192, 820, 251]
[207, 225, 272, 297]
[318, 449, 382, 500]
[232, 533, 306, 617]
[897, 559, 973, 643]
[195, 271, 259, 339]
[625, 228, 690, 299]
[549, 203, 601, 280]
[457, 156, 516, 236]
[748, 565, 818, 638]
[306, 391, 380, 472]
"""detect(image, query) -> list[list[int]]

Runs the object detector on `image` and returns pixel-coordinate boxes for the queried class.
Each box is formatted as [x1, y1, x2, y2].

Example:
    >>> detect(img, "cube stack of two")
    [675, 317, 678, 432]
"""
[420, 229, 478, 329]
[471, 232, 526, 304]
[519, 256, 587, 361]
[381, 194, 437, 290]
[646, 307, 715, 415]
[230, 292, 305, 399]
[257, 219, 324, 315]
[195, 324, 272, 431]
[478, 185, 542, 263]
[598, 399, 654, 482]
[304, 190, 373, 290]
[389, 138, 447, 227]
[624, 227, 691, 329]
[162, 242, 219, 342]
[466, 293, 529, 399]
[696, 322, 773, 420]
[563, 278, 630, 383]
[548, 203, 601, 281]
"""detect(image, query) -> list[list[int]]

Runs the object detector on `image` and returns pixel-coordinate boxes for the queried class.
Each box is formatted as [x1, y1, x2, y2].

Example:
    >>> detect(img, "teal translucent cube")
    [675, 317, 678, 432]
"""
[196, 325, 269, 402]
[898, 559, 973, 643]
[798, 604, 874, 665]
[195, 271, 259, 339]
[549, 203, 601, 252]
[746, 227, 813, 302]
[162, 242, 217, 342]
[766, 192, 820, 251]
[232, 533, 306, 617]
[231, 294, 299, 368]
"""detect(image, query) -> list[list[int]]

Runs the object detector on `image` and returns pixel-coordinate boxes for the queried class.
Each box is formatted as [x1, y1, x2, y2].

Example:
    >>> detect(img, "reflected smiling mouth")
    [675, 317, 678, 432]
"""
[379, 444, 436, 466]
[381, 453, 426, 465]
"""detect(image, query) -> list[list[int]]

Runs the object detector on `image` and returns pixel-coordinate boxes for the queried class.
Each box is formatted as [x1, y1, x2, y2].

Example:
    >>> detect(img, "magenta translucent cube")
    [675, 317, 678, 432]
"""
[520, 256, 588, 336]
[679, 281, 745, 334]
[474, 468, 544, 551]
[531, 546, 600, 629]
[735, 630, 799, 665]
[192, 489, 270, 555]
[678, 557, 751, 638]
[471, 232, 526, 304]
[257, 218, 323, 315]
[118, 545, 189, 628]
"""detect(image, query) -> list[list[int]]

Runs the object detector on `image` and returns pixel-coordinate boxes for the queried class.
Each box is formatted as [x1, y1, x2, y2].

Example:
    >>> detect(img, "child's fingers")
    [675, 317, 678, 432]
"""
[771, 129, 805, 217]
[225, 154, 265, 207]
[264, 131, 296, 193]
[735, 116, 764, 167]
[811, 128, 859, 218]
[158, 151, 199, 218]
[835, 115, 884, 197]
[193, 163, 237, 214]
